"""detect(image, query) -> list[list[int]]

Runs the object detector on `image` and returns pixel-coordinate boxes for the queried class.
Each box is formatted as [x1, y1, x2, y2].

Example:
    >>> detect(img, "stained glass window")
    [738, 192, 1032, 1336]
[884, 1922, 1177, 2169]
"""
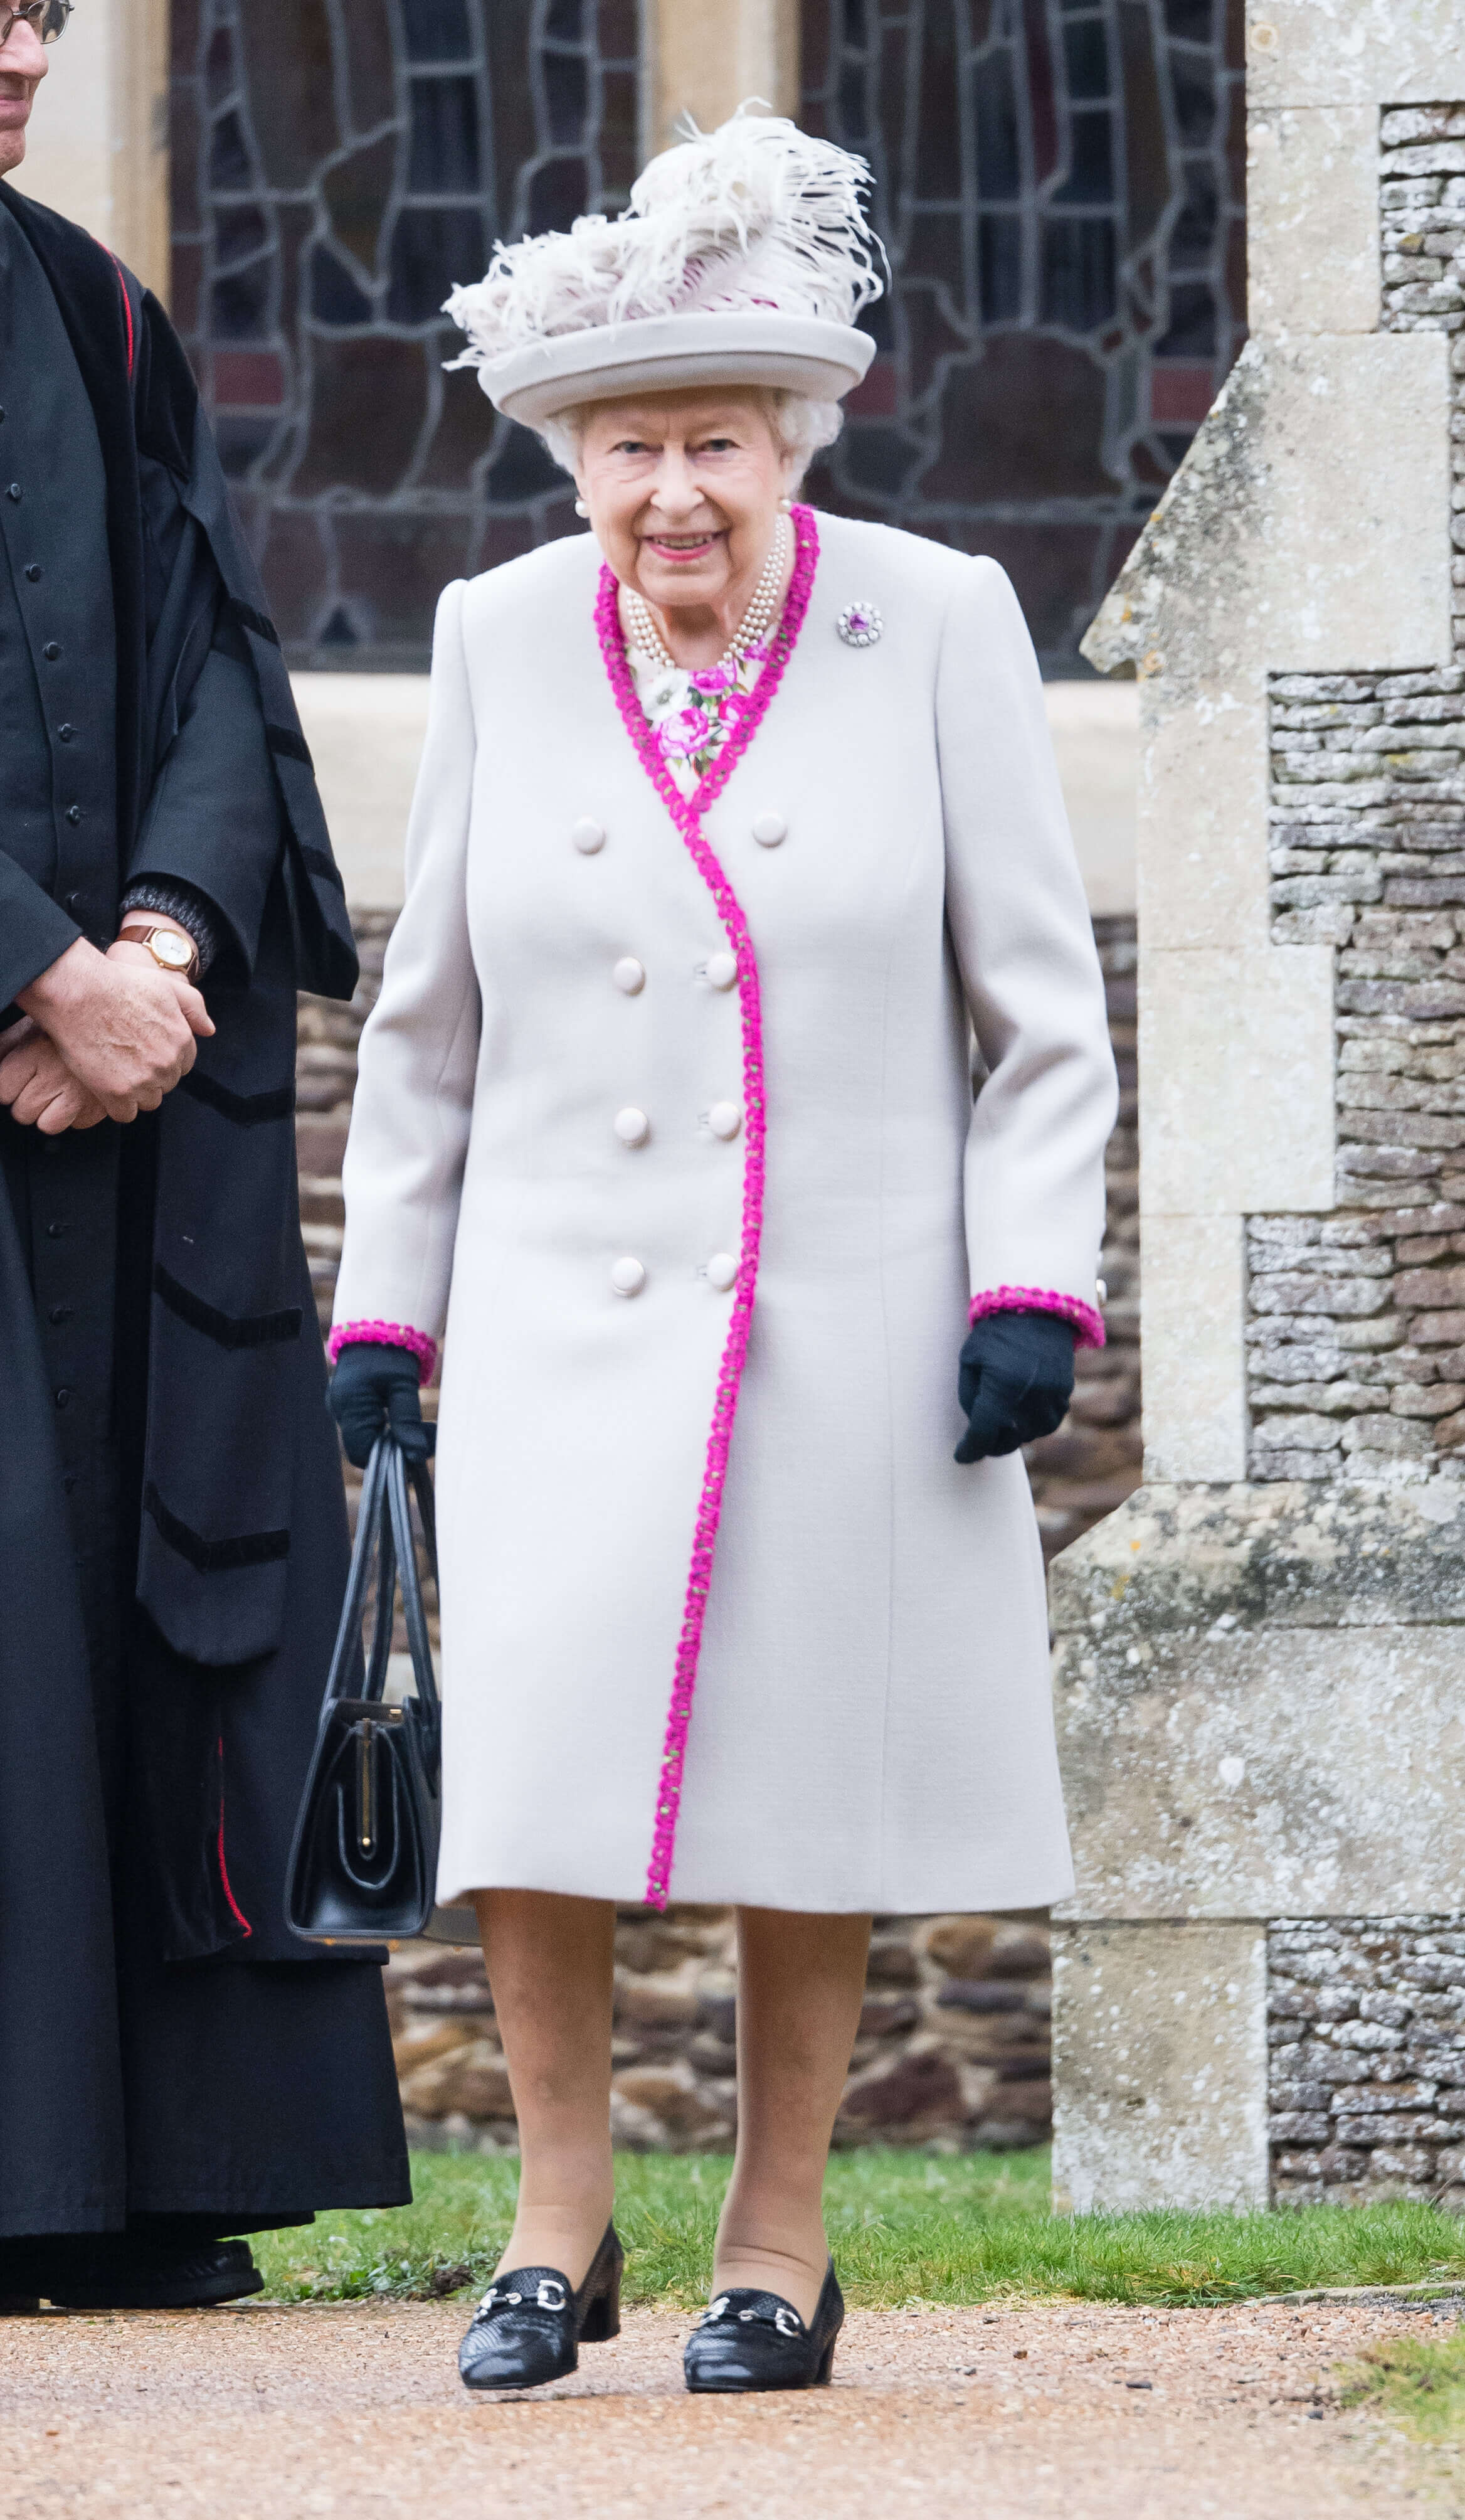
[169, 0, 639, 664]
[169, 1, 1243, 671]
[800, 0, 1247, 667]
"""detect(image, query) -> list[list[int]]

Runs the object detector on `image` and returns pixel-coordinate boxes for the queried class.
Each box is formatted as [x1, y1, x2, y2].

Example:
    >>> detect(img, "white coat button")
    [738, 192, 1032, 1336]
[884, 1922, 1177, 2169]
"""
[572, 816, 606, 853]
[613, 956, 645, 994]
[707, 1101, 742, 1140]
[610, 1257, 646, 1295]
[751, 810, 786, 847]
[614, 1107, 650, 1147]
[706, 951, 739, 990]
[707, 1252, 740, 1292]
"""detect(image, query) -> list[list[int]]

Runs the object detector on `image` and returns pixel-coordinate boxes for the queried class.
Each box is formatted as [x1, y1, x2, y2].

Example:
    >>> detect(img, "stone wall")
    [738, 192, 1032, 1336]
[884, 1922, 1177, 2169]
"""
[388, 1910, 1054, 2156]
[1244, 112, 1465, 2205]
[296, 908, 1137, 2151]
[1249, 110, 1465, 1480]
[1270, 1918, 1465, 2206]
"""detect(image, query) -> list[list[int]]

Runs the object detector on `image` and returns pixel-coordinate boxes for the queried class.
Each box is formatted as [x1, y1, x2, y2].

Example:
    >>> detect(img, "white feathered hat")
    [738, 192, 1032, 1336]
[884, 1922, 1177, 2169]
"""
[445, 109, 883, 426]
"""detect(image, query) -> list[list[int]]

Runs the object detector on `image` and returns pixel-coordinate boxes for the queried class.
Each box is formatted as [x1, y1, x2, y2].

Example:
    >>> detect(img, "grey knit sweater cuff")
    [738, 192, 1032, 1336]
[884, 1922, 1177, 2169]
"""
[117, 880, 223, 978]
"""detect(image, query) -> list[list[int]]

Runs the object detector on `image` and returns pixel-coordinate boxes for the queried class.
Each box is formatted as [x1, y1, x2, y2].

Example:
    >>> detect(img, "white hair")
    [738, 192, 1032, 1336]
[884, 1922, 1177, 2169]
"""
[444, 109, 884, 368]
[536, 386, 845, 489]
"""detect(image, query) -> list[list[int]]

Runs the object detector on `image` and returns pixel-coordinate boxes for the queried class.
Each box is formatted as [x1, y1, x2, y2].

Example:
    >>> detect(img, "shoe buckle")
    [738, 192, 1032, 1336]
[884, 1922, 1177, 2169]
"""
[704, 2294, 731, 2324]
[477, 2285, 522, 2311]
[536, 2278, 567, 2312]
[774, 2306, 801, 2337]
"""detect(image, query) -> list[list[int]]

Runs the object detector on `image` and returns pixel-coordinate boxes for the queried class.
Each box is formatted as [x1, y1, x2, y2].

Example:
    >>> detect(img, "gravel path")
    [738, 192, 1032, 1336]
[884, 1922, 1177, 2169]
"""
[2, 2294, 1460, 2517]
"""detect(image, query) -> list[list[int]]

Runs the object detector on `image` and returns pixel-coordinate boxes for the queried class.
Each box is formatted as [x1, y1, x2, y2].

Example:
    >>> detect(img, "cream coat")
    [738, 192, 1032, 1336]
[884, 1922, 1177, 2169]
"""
[332, 512, 1117, 1912]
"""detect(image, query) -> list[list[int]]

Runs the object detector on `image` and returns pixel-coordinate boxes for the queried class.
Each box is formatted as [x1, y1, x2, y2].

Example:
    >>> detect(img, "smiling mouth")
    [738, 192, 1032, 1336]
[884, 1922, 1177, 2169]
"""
[643, 531, 721, 560]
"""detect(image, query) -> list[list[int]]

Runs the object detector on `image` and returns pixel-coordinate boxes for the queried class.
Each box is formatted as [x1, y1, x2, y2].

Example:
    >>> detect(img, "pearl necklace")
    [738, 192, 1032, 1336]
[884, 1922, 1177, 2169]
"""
[622, 513, 792, 676]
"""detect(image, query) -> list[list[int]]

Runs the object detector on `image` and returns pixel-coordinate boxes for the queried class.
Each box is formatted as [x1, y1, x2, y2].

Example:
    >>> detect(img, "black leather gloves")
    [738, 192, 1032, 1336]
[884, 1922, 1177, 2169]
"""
[327, 1341, 434, 1470]
[955, 1309, 1077, 1465]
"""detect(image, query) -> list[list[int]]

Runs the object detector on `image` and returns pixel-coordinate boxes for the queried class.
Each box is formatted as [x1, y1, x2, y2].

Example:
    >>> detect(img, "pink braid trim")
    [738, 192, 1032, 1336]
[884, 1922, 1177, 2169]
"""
[327, 1320, 438, 1384]
[596, 504, 820, 1909]
[967, 1285, 1106, 1351]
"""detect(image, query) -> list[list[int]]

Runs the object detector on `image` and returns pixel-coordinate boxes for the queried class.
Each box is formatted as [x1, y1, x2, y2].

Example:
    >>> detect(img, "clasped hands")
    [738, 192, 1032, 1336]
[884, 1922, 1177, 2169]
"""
[0, 931, 214, 1135]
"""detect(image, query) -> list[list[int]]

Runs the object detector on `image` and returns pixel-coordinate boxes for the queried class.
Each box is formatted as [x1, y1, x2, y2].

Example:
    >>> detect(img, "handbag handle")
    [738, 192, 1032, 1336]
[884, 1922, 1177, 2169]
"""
[385, 1440, 440, 1716]
[321, 1433, 439, 1716]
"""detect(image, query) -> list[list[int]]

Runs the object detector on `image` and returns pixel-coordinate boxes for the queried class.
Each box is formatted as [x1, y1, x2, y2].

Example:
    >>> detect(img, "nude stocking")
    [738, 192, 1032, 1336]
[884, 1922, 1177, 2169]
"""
[712, 1906, 872, 2325]
[473, 1888, 616, 2292]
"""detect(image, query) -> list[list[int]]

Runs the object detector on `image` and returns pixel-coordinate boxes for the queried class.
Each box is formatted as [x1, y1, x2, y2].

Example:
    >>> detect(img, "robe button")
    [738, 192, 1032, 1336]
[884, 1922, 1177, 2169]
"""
[66, 806, 82, 825]
[751, 811, 786, 846]
[707, 1252, 740, 1292]
[613, 1107, 650, 1147]
[43, 641, 60, 661]
[58, 723, 75, 743]
[24, 563, 40, 582]
[572, 817, 606, 853]
[6, 482, 19, 502]
[612, 956, 645, 994]
[706, 952, 739, 990]
[707, 1102, 742, 1140]
[611, 1257, 646, 1297]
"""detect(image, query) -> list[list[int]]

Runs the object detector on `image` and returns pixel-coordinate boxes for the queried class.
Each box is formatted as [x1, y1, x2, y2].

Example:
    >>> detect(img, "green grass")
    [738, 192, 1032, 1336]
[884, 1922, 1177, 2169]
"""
[1341, 2333, 1465, 2440]
[251, 2149, 1465, 2311]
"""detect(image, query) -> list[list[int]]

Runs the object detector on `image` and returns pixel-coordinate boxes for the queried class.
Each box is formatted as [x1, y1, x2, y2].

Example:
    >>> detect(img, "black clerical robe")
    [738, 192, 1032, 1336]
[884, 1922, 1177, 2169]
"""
[0, 184, 409, 2240]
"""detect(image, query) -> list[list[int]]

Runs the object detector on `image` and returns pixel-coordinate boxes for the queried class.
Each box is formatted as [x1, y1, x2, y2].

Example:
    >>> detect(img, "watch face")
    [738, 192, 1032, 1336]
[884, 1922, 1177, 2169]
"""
[154, 932, 192, 970]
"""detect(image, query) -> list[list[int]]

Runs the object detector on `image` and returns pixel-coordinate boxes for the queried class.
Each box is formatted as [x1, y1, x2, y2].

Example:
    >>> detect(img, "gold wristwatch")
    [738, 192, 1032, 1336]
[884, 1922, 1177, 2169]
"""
[120, 921, 201, 986]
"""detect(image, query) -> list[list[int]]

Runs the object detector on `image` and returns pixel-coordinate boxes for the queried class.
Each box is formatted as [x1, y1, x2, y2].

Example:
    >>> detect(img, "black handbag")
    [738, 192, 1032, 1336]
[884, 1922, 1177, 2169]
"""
[286, 1432, 470, 1944]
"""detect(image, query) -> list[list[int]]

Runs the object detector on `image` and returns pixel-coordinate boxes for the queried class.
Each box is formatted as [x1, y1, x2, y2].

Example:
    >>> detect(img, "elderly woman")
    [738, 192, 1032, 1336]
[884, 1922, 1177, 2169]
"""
[329, 114, 1116, 2396]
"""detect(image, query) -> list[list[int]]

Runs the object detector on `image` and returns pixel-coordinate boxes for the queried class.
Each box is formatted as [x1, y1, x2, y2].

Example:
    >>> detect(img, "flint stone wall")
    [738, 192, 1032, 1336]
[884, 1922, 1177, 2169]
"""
[1270, 1916, 1465, 2205]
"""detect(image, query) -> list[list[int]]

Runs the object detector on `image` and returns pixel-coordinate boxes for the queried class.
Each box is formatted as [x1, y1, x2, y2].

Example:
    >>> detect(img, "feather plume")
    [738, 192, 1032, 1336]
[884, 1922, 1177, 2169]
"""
[444, 107, 884, 370]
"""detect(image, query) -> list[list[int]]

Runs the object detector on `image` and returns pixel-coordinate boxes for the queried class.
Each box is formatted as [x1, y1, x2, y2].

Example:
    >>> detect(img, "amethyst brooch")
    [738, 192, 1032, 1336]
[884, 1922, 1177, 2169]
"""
[837, 599, 883, 649]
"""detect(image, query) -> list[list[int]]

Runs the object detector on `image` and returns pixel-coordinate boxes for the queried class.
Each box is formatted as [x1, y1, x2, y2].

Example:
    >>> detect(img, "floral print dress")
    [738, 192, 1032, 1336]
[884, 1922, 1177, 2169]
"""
[625, 635, 773, 795]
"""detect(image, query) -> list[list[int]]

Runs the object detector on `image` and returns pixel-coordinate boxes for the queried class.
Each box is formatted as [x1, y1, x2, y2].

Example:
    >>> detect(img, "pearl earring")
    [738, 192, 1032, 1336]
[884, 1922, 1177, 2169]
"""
[778, 495, 792, 513]
[574, 498, 589, 518]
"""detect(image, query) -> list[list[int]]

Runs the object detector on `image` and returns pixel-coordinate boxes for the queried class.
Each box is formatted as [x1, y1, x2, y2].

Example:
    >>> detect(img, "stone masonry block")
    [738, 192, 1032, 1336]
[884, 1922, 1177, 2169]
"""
[1140, 1216, 1247, 1483]
[1052, 1486, 1465, 1919]
[1249, 106, 1382, 332]
[1052, 1923, 1268, 2213]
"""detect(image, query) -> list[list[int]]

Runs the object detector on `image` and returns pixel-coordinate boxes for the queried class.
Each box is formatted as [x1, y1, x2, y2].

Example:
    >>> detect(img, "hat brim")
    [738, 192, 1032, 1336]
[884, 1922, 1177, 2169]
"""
[480, 311, 875, 426]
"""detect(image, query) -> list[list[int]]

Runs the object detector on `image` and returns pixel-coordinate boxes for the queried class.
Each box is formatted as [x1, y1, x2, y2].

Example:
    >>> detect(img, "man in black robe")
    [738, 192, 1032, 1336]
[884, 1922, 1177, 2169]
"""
[0, 9, 409, 2309]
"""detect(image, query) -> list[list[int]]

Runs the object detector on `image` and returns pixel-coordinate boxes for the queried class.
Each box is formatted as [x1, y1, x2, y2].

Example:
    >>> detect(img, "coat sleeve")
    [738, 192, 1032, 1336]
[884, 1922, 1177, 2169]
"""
[331, 579, 480, 1356]
[936, 558, 1117, 1343]
[125, 625, 282, 979]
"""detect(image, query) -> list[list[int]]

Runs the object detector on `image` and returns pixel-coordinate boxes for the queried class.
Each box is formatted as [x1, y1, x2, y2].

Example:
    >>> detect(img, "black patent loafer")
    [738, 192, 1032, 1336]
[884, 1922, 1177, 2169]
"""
[684, 2262, 844, 2393]
[459, 2221, 623, 2391]
[47, 2237, 263, 2310]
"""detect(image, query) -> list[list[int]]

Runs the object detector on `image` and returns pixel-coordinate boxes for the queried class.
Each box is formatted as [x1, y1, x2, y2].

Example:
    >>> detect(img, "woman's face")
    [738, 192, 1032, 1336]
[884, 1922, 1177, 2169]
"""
[574, 390, 794, 618]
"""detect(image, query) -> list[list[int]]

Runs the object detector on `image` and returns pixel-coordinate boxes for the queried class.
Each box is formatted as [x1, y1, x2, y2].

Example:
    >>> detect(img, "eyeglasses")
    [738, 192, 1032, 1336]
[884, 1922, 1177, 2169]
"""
[0, 3, 72, 46]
